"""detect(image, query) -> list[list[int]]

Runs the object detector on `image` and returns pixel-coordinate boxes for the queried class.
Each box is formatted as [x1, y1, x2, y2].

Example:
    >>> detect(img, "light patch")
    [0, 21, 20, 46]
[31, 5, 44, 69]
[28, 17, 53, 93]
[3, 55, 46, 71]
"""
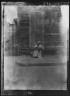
[60, 5, 69, 32]
[59, 5, 69, 58]
[5, 6, 17, 23]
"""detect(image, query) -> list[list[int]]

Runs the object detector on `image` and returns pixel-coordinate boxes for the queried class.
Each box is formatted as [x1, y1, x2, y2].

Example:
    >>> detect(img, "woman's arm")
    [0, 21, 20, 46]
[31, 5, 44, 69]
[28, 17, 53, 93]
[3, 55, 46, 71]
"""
[39, 45, 44, 50]
[34, 45, 37, 48]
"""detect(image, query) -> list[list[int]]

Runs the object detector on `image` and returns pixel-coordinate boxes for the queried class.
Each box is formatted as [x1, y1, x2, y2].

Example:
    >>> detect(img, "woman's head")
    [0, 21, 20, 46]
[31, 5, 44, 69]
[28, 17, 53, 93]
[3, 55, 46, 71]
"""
[37, 41, 41, 45]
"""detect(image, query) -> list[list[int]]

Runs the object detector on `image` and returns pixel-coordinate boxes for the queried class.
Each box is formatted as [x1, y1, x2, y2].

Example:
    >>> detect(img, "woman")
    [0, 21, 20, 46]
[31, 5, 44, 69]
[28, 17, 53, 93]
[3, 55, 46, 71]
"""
[33, 41, 44, 58]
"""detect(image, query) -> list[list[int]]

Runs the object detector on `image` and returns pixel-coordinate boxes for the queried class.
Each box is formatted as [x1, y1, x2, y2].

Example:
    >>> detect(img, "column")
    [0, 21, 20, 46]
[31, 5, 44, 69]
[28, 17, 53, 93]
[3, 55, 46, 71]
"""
[42, 12, 44, 46]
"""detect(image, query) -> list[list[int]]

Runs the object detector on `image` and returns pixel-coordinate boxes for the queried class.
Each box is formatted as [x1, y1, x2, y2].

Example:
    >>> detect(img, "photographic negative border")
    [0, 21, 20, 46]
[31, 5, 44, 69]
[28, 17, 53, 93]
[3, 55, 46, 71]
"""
[1, 1, 69, 95]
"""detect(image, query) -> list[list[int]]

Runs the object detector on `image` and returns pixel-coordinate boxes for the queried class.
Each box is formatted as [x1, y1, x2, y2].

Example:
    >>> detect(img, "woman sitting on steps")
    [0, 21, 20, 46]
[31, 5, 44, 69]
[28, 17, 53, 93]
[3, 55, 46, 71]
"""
[33, 41, 44, 58]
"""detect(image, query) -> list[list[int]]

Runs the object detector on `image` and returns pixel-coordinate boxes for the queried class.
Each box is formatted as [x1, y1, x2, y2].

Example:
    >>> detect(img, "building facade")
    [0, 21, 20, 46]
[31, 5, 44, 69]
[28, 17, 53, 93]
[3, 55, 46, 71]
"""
[16, 6, 62, 55]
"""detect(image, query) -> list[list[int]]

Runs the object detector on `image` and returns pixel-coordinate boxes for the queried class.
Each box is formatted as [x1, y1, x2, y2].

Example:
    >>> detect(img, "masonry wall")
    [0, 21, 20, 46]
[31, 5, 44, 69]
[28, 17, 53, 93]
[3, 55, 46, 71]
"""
[17, 6, 62, 55]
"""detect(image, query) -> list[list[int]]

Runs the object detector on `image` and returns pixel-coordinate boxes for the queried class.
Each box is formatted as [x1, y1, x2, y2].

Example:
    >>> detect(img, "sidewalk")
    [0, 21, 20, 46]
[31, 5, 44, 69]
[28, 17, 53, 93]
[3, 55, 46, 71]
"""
[4, 55, 67, 90]
[14, 55, 67, 66]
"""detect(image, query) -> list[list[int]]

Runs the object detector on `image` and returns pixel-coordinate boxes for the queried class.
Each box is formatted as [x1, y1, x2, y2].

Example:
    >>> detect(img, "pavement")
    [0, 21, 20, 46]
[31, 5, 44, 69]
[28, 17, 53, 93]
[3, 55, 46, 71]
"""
[4, 55, 67, 90]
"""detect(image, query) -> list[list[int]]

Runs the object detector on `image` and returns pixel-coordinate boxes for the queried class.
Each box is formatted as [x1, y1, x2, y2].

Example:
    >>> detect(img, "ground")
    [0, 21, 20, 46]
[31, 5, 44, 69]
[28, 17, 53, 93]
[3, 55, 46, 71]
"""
[4, 55, 67, 90]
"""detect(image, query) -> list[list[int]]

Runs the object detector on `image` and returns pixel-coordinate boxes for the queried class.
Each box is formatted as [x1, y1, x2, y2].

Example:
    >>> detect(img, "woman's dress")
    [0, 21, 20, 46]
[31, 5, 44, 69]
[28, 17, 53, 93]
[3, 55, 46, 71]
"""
[33, 44, 44, 58]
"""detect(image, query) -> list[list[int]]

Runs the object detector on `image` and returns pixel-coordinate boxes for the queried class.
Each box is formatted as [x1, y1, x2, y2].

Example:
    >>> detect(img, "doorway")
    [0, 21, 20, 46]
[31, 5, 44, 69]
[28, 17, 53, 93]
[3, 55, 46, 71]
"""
[29, 12, 44, 48]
